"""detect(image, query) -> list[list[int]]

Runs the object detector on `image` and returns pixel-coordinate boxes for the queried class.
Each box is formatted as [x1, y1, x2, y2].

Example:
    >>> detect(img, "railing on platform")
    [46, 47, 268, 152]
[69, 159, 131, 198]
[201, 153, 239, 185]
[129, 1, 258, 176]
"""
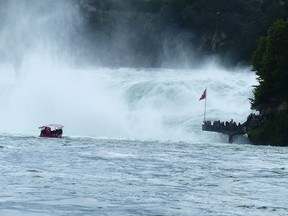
[202, 120, 246, 143]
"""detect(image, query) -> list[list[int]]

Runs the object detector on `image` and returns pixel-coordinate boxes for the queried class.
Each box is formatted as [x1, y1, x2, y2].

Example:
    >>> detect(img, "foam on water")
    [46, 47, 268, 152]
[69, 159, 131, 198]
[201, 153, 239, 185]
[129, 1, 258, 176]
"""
[0, 0, 257, 143]
[2, 2, 287, 216]
[0, 57, 257, 143]
[0, 136, 288, 216]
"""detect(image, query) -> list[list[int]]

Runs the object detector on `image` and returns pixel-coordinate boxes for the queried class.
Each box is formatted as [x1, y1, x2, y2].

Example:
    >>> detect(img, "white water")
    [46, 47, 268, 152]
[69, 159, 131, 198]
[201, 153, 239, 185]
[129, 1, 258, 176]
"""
[0, 58, 257, 143]
[0, 0, 258, 143]
[2, 2, 288, 216]
[1, 136, 288, 216]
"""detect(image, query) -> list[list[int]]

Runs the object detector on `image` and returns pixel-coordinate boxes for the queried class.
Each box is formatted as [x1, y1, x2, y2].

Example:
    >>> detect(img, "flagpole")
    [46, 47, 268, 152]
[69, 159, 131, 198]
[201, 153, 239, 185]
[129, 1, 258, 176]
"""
[204, 87, 207, 122]
[199, 87, 207, 124]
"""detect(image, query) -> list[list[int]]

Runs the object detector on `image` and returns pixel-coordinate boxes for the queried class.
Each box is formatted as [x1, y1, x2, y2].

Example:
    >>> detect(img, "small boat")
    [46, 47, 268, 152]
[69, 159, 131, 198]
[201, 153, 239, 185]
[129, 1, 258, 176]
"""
[39, 124, 64, 138]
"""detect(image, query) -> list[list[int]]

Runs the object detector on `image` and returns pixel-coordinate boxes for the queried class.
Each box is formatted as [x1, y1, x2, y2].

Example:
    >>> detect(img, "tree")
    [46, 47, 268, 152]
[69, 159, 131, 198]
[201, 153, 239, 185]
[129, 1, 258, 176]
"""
[251, 20, 288, 105]
[249, 20, 288, 146]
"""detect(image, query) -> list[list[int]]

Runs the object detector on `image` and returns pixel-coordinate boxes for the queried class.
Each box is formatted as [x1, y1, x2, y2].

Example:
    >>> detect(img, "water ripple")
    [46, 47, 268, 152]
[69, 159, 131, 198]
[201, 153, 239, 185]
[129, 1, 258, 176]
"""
[0, 136, 288, 215]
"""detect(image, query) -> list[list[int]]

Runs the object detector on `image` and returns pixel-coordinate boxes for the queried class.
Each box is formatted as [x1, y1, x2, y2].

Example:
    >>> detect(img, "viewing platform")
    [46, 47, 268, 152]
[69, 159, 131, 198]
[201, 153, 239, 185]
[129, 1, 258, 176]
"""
[202, 120, 246, 143]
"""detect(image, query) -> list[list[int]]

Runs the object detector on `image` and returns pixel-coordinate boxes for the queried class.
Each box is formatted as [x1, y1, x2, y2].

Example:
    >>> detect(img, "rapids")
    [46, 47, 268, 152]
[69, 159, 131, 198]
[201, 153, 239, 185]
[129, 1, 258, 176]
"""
[0, 0, 257, 143]
[1, 135, 288, 216]
[3, 2, 287, 216]
[0, 61, 256, 143]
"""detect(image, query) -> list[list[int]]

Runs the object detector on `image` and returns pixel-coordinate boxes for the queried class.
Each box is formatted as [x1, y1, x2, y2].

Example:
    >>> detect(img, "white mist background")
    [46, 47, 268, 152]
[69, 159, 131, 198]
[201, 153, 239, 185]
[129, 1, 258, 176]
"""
[0, 0, 257, 142]
[0, 59, 257, 141]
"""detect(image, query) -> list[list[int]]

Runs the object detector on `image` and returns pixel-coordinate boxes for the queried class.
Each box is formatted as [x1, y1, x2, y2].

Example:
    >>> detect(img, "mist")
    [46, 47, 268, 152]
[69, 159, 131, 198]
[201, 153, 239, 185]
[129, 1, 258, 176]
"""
[0, 1, 257, 142]
[0, 0, 83, 72]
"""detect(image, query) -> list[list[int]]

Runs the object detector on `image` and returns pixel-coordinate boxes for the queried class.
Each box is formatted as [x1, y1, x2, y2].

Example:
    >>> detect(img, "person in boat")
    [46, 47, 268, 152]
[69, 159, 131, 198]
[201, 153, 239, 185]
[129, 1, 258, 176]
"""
[54, 128, 63, 136]
[40, 126, 50, 136]
[40, 128, 46, 136]
[39, 124, 64, 138]
[45, 127, 51, 134]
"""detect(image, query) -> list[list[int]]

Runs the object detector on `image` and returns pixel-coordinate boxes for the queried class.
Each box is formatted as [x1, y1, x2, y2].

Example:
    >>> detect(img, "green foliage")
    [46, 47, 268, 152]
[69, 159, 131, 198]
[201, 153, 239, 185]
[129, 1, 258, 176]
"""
[251, 20, 288, 105]
[77, 0, 288, 67]
[249, 19, 288, 146]
[248, 109, 288, 146]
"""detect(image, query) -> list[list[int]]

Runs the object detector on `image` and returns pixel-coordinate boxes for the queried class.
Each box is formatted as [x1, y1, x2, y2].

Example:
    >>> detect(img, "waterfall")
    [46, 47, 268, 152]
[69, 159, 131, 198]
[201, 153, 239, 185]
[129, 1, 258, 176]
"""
[0, 1, 257, 142]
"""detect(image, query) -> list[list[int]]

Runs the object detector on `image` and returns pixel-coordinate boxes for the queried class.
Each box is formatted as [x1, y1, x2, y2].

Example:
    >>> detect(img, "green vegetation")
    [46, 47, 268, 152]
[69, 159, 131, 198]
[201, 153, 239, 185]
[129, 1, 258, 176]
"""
[249, 20, 288, 146]
[1, 0, 287, 68]
[79, 0, 288, 145]
[78, 0, 288, 67]
[251, 20, 288, 105]
[247, 109, 288, 146]
[1, 0, 288, 144]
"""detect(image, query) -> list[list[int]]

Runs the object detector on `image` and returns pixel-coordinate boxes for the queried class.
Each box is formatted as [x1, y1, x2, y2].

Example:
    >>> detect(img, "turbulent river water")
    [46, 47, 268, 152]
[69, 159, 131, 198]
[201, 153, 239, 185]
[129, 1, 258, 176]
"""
[1, 1, 287, 215]
[1, 66, 288, 216]
[1, 135, 288, 216]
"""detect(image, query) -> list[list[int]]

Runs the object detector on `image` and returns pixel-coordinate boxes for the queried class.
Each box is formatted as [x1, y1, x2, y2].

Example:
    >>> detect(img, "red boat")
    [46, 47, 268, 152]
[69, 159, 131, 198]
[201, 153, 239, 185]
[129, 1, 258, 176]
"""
[39, 124, 64, 138]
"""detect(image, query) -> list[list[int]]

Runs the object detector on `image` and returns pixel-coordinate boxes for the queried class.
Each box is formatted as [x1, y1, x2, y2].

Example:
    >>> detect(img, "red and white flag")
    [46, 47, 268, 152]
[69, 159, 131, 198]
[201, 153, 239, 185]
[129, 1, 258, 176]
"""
[199, 88, 206, 100]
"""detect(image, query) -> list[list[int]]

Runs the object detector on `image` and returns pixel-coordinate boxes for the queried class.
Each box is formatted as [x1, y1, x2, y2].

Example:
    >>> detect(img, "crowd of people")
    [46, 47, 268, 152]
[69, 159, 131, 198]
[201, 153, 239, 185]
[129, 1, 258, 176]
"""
[203, 112, 277, 135]
[203, 119, 245, 133]
[245, 113, 275, 129]
[202, 113, 270, 133]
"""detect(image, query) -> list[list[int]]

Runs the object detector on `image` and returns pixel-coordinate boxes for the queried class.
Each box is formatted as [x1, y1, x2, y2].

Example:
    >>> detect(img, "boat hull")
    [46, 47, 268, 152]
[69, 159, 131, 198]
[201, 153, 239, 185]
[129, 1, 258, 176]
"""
[39, 134, 62, 138]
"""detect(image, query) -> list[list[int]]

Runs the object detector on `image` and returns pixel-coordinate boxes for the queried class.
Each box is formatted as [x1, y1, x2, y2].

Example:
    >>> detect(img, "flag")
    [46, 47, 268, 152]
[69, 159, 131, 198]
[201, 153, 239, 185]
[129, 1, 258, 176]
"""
[199, 88, 206, 100]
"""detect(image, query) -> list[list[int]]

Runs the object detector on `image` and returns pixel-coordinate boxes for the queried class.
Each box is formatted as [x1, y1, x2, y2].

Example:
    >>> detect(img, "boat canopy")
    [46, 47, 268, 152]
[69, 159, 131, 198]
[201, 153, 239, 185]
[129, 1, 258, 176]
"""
[39, 124, 64, 130]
